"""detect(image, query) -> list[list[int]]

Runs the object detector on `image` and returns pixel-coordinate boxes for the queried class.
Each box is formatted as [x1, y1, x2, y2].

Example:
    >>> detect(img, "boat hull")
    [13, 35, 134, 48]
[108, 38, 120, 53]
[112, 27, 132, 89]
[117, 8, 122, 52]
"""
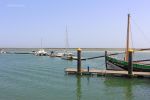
[61, 55, 73, 60]
[35, 53, 48, 56]
[106, 56, 150, 72]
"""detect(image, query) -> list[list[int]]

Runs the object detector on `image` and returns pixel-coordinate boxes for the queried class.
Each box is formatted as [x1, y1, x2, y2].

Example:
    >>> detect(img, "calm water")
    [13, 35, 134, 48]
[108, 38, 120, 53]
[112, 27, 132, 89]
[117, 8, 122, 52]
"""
[0, 50, 150, 100]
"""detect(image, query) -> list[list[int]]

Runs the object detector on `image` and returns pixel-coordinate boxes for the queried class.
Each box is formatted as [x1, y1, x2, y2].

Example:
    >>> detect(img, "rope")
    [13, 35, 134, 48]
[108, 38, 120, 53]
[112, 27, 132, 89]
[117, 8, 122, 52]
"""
[133, 59, 150, 62]
[135, 48, 150, 51]
[82, 52, 124, 60]
[131, 17, 150, 45]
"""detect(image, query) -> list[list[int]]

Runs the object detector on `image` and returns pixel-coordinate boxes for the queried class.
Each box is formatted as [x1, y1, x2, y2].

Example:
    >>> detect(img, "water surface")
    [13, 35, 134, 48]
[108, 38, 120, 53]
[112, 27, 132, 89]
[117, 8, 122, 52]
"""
[0, 50, 149, 100]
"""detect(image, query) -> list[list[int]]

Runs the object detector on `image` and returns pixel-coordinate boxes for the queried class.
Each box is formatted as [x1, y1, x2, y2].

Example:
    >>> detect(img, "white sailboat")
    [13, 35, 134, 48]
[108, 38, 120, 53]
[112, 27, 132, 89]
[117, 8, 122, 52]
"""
[55, 52, 64, 57]
[34, 49, 48, 56]
[0, 49, 6, 54]
[61, 26, 74, 60]
[34, 39, 48, 56]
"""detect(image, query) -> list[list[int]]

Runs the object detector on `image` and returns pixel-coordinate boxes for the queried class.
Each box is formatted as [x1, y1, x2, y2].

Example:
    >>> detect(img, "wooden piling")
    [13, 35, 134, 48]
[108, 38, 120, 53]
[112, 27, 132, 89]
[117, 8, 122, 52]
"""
[105, 51, 108, 69]
[128, 50, 133, 77]
[77, 48, 82, 74]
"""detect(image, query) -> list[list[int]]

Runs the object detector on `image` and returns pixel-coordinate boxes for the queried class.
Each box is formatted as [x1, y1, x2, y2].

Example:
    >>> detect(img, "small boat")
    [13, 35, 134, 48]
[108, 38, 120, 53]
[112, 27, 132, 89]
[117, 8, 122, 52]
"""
[0, 49, 6, 54]
[49, 51, 56, 57]
[34, 49, 48, 56]
[34, 38, 48, 56]
[61, 52, 74, 60]
[105, 14, 150, 72]
[55, 53, 65, 57]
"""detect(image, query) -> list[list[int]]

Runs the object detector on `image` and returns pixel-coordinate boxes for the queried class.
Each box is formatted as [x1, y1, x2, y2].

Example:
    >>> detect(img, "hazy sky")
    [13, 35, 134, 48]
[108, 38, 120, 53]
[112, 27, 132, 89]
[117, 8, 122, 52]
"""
[0, 0, 150, 48]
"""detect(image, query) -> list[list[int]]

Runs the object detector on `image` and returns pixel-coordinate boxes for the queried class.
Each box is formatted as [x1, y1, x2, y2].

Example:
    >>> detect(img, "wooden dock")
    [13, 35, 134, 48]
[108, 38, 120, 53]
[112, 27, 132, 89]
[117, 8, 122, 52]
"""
[65, 68, 150, 78]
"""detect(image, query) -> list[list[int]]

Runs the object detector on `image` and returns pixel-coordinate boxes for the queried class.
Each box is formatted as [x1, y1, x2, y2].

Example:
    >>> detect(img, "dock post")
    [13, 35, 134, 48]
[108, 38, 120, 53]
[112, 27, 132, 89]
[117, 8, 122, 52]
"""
[128, 50, 133, 77]
[105, 51, 108, 69]
[87, 66, 89, 72]
[77, 48, 82, 75]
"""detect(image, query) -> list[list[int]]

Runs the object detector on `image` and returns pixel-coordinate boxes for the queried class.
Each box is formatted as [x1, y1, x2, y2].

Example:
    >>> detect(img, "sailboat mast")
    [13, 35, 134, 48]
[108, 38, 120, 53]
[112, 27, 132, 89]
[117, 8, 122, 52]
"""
[125, 14, 130, 61]
[41, 38, 43, 49]
[65, 25, 69, 52]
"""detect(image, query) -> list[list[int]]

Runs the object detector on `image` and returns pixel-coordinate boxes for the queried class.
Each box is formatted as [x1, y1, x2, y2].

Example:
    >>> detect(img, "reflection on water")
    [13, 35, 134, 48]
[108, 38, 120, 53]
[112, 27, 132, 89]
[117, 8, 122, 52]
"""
[104, 77, 150, 100]
[126, 81, 133, 100]
[75, 76, 92, 100]
[75, 75, 150, 100]
[76, 75, 82, 100]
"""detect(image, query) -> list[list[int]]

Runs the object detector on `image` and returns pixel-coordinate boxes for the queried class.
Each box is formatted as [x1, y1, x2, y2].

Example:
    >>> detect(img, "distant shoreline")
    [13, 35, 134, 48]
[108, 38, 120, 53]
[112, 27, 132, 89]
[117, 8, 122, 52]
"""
[0, 48, 126, 51]
[1, 48, 149, 51]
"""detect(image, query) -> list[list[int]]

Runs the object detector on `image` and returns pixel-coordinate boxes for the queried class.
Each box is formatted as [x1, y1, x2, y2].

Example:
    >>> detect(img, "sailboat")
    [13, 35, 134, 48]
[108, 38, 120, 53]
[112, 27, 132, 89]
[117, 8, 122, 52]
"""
[0, 49, 6, 54]
[105, 14, 150, 72]
[34, 39, 48, 56]
[61, 26, 74, 60]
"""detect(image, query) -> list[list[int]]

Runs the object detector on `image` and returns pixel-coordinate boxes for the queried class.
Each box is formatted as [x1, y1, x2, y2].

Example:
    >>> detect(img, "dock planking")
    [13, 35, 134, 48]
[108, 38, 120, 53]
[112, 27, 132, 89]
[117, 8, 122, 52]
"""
[65, 68, 150, 78]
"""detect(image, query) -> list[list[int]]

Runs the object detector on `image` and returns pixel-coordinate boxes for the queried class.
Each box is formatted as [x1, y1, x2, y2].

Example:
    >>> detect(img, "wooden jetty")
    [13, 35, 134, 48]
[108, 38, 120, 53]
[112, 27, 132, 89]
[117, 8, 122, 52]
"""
[65, 48, 150, 78]
[65, 68, 150, 78]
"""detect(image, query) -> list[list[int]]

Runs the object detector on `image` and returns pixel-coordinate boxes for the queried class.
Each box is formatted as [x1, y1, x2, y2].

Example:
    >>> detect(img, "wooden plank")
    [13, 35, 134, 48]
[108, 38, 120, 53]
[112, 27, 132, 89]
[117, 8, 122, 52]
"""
[65, 68, 150, 78]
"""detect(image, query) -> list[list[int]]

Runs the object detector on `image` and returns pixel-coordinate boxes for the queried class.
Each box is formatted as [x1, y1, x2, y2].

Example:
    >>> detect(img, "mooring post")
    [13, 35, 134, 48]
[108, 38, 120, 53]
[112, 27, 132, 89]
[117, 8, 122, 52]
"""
[105, 51, 108, 69]
[87, 66, 89, 72]
[77, 48, 82, 74]
[128, 50, 133, 77]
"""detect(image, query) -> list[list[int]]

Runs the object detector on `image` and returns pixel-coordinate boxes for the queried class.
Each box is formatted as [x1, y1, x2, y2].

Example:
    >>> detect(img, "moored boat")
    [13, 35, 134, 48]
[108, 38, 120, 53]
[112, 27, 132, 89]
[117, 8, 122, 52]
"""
[105, 14, 150, 72]
[34, 49, 48, 56]
[0, 49, 6, 54]
[106, 55, 150, 72]
[61, 26, 74, 60]
[61, 53, 74, 60]
[55, 53, 64, 57]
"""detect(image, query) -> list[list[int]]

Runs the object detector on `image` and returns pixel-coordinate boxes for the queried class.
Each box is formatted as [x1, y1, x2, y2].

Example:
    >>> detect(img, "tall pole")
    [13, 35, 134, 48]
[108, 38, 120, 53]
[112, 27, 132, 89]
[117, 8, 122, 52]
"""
[41, 38, 43, 49]
[125, 14, 130, 61]
[77, 48, 82, 74]
[65, 25, 69, 53]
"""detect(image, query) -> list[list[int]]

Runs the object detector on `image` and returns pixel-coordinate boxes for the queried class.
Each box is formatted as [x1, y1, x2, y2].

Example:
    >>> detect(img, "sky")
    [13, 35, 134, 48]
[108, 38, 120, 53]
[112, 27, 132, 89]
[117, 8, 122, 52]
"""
[0, 0, 150, 48]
